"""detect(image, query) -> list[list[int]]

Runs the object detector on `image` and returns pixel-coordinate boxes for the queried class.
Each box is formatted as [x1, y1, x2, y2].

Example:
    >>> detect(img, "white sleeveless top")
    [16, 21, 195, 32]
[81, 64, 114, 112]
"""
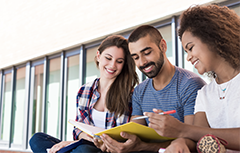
[92, 108, 107, 129]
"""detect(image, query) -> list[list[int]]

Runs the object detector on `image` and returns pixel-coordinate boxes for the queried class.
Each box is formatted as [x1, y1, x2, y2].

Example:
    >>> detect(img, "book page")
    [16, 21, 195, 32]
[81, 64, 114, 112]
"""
[68, 119, 105, 137]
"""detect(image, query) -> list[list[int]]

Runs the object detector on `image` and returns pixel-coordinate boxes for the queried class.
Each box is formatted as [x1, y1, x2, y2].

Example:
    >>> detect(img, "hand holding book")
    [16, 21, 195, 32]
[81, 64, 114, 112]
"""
[68, 119, 175, 142]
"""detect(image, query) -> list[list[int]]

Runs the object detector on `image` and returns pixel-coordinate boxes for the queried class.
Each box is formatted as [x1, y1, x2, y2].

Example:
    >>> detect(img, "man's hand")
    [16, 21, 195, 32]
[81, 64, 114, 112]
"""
[93, 137, 108, 152]
[144, 108, 184, 138]
[101, 132, 144, 153]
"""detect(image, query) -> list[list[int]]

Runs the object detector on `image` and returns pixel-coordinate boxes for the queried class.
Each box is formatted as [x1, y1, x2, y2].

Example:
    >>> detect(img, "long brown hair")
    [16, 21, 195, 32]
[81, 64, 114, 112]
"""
[95, 35, 139, 116]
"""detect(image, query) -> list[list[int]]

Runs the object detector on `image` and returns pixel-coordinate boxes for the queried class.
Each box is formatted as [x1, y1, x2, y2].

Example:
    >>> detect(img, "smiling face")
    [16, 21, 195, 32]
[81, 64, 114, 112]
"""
[97, 46, 125, 80]
[129, 34, 164, 78]
[182, 31, 219, 75]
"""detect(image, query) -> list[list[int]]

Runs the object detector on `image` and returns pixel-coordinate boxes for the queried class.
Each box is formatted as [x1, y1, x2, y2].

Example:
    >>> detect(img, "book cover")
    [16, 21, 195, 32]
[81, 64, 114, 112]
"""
[68, 119, 175, 142]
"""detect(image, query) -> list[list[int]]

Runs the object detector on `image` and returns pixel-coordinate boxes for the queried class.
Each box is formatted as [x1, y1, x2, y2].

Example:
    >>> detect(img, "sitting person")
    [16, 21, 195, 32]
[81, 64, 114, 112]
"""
[144, 4, 240, 153]
[98, 25, 206, 152]
[29, 35, 139, 153]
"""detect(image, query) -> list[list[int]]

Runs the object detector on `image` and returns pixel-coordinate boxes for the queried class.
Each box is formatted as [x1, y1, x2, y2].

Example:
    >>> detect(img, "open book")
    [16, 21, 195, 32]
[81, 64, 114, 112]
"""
[68, 119, 175, 142]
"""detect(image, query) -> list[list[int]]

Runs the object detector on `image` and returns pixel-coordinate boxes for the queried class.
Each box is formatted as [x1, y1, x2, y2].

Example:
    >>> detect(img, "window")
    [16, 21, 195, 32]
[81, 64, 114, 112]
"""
[0, 72, 12, 142]
[231, 4, 240, 16]
[45, 57, 61, 138]
[157, 25, 173, 64]
[86, 46, 100, 83]
[11, 67, 26, 145]
[65, 54, 80, 140]
[0, 71, 2, 118]
[31, 64, 44, 136]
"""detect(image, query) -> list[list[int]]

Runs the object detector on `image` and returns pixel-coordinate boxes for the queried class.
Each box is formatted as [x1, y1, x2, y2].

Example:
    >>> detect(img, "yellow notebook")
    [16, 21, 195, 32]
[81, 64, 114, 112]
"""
[68, 119, 175, 142]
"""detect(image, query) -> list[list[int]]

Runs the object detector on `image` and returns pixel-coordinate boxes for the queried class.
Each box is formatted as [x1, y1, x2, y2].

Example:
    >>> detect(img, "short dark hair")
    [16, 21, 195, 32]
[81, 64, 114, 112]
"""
[178, 4, 240, 69]
[128, 25, 163, 46]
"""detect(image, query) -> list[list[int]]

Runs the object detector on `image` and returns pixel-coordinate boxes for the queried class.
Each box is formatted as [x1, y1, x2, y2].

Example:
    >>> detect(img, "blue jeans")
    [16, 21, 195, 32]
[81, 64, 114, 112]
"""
[29, 132, 101, 153]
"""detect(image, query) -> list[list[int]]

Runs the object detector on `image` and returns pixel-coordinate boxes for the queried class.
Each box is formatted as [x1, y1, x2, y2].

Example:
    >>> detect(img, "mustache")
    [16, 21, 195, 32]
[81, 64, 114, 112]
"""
[139, 62, 155, 70]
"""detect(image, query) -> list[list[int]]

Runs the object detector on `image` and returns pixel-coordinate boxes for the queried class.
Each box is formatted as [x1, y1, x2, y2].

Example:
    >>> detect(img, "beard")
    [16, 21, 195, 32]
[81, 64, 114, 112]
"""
[139, 51, 164, 78]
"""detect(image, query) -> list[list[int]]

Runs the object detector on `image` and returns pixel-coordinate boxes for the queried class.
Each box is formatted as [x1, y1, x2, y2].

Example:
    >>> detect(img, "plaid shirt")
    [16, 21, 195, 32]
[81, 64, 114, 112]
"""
[73, 78, 132, 140]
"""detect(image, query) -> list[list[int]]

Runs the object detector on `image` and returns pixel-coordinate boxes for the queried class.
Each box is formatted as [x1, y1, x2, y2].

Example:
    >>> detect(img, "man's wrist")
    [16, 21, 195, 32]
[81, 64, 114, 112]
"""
[138, 141, 170, 152]
[137, 141, 156, 152]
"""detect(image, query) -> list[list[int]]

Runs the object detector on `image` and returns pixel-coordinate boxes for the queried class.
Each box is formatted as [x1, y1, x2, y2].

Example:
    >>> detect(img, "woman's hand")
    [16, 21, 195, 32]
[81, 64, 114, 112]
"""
[49, 141, 73, 153]
[165, 138, 191, 153]
[78, 132, 94, 142]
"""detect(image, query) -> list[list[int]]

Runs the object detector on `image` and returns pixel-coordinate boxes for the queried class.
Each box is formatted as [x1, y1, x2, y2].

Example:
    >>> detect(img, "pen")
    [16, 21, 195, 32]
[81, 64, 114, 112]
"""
[132, 110, 176, 120]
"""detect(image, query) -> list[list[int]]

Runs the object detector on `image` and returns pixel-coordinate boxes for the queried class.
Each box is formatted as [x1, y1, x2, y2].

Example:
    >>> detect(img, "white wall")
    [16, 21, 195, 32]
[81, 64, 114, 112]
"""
[0, 0, 225, 69]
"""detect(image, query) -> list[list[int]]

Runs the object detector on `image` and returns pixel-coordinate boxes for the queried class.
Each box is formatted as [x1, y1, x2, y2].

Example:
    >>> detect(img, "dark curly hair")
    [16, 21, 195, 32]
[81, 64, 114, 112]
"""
[178, 4, 240, 70]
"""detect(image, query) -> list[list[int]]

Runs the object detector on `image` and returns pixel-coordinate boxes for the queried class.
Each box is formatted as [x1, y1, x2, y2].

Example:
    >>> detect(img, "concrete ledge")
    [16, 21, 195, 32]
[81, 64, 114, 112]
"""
[0, 150, 32, 153]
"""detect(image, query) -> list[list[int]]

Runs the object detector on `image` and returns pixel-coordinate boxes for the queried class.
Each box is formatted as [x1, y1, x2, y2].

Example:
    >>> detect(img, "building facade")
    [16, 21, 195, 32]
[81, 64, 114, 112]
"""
[0, 0, 239, 152]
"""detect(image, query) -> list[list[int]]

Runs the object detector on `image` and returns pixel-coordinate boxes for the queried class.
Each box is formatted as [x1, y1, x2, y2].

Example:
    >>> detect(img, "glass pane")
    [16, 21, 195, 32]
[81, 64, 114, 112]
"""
[45, 57, 61, 138]
[65, 55, 79, 140]
[31, 64, 44, 136]
[86, 46, 100, 83]
[231, 5, 240, 16]
[0, 72, 2, 94]
[12, 67, 26, 144]
[157, 25, 173, 64]
[0, 72, 2, 108]
[1, 73, 12, 141]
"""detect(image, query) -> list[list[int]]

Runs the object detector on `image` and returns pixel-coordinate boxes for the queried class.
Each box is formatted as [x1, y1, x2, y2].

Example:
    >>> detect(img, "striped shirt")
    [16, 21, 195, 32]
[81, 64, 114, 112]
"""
[132, 66, 206, 124]
[73, 78, 132, 140]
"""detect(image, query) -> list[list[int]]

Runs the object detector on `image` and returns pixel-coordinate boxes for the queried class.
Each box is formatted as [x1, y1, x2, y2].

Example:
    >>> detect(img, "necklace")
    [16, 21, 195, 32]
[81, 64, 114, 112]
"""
[217, 81, 231, 100]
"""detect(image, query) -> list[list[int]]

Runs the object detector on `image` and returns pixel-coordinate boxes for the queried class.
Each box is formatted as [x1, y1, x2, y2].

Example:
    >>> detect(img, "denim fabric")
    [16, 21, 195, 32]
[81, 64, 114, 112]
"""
[29, 132, 101, 153]
[29, 132, 61, 153]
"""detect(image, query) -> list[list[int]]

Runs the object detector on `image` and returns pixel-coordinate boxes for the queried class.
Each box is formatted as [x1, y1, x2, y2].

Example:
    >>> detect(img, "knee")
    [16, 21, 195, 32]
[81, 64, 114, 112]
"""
[29, 132, 45, 146]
